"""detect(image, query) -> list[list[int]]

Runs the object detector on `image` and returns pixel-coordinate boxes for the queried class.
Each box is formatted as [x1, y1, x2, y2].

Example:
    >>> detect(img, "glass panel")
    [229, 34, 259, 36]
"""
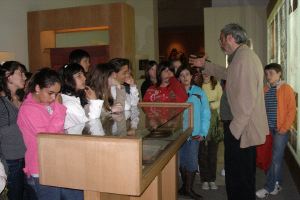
[65, 105, 188, 138]
[64, 104, 191, 169]
[65, 106, 142, 136]
[142, 108, 190, 168]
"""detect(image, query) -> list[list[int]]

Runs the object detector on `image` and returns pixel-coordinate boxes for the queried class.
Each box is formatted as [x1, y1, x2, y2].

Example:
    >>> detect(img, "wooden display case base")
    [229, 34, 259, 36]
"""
[84, 155, 177, 200]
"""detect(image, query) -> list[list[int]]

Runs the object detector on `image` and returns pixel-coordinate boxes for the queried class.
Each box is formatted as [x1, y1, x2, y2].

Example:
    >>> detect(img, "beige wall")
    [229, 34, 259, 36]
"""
[0, 0, 158, 75]
[127, 0, 158, 78]
[204, 6, 267, 67]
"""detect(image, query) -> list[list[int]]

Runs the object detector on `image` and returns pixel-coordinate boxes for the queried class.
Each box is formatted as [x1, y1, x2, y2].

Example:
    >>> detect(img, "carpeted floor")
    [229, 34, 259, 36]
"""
[178, 143, 300, 200]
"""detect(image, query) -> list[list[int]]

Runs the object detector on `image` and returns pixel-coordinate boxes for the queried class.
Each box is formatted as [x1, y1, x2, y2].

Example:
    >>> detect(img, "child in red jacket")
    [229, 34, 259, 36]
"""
[143, 61, 187, 103]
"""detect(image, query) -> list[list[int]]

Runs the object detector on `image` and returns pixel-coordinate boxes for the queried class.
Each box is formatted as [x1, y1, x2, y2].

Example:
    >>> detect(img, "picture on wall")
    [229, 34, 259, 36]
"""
[139, 59, 149, 70]
[268, 2, 288, 80]
[280, 3, 288, 80]
[274, 15, 279, 63]
[269, 20, 276, 60]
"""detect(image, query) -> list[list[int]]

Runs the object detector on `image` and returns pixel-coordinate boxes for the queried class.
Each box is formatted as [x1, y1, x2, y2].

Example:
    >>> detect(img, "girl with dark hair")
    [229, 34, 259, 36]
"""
[108, 58, 139, 110]
[87, 63, 123, 113]
[140, 60, 157, 99]
[69, 49, 91, 72]
[198, 73, 222, 191]
[176, 65, 211, 200]
[143, 61, 187, 102]
[87, 63, 138, 136]
[0, 61, 27, 200]
[60, 63, 102, 130]
[17, 68, 83, 200]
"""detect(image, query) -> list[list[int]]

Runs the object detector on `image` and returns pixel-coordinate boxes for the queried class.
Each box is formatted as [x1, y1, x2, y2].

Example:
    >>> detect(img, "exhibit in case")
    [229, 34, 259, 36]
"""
[38, 102, 193, 200]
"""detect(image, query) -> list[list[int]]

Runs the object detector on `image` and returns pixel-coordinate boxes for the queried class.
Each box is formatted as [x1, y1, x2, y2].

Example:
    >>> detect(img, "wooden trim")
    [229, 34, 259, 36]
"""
[138, 102, 193, 128]
[130, 176, 161, 200]
[161, 154, 177, 200]
[139, 102, 192, 108]
[56, 26, 109, 33]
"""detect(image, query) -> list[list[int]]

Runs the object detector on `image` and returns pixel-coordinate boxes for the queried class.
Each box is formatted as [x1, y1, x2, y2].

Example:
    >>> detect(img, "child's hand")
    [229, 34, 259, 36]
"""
[189, 55, 207, 68]
[125, 75, 135, 86]
[111, 112, 124, 122]
[127, 128, 136, 136]
[84, 86, 97, 100]
[111, 103, 123, 113]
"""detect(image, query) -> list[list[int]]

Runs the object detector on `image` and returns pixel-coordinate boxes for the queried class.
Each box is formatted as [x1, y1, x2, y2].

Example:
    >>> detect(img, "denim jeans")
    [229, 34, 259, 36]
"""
[26, 176, 83, 200]
[6, 158, 25, 200]
[180, 139, 199, 172]
[265, 128, 289, 192]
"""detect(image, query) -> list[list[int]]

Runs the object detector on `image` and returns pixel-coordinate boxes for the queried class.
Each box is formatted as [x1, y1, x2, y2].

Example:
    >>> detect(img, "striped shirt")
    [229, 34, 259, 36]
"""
[265, 86, 277, 128]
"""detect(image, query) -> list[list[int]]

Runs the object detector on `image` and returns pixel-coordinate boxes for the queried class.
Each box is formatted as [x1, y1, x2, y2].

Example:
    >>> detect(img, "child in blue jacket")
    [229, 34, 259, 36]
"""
[176, 65, 211, 200]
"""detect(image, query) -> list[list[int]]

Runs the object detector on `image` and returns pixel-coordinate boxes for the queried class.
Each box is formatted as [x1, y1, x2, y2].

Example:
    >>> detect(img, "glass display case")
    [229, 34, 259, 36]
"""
[38, 102, 193, 200]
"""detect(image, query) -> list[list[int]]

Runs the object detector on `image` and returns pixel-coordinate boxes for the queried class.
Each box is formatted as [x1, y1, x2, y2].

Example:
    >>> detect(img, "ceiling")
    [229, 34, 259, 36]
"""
[158, 0, 270, 27]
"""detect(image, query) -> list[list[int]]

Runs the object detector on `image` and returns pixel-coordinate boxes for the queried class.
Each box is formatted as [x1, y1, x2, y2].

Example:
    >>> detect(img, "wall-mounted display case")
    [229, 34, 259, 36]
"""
[38, 102, 193, 200]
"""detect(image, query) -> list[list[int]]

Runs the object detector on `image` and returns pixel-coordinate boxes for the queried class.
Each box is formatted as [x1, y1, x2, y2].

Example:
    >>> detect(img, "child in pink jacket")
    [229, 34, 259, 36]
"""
[17, 68, 83, 200]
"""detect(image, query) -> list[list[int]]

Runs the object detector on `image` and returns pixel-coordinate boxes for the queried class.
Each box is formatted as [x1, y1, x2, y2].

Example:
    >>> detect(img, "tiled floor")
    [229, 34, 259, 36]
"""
[178, 142, 300, 200]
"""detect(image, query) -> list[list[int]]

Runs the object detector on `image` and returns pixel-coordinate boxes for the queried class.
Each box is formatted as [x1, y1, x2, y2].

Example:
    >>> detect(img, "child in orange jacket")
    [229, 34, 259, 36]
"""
[256, 63, 296, 199]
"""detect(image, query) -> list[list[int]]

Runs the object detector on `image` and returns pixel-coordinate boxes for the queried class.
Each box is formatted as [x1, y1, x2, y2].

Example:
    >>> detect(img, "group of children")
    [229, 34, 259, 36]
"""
[0, 50, 139, 200]
[0, 49, 296, 200]
[141, 59, 296, 200]
[142, 59, 223, 200]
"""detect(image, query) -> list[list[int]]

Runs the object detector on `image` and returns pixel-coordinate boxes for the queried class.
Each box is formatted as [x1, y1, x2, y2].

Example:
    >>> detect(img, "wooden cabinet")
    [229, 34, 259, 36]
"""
[27, 3, 135, 72]
[38, 103, 193, 200]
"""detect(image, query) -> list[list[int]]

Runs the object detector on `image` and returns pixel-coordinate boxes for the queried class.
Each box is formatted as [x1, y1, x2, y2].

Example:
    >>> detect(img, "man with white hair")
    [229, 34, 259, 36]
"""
[190, 23, 268, 200]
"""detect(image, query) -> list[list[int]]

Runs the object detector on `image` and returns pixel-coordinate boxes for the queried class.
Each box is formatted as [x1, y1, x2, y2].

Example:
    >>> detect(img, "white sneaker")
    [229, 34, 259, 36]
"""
[256, 188, 269, 199]
[209, 182, 218, 190]
[221, 169, 225, 176]
[202, 182, 209, 190]
[270, 182, 282, 195]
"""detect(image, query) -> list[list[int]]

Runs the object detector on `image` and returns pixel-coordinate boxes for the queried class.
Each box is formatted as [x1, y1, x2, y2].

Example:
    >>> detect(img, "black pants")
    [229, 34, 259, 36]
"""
[223, 120, 256, 200]
[199, 140, 219, 182]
